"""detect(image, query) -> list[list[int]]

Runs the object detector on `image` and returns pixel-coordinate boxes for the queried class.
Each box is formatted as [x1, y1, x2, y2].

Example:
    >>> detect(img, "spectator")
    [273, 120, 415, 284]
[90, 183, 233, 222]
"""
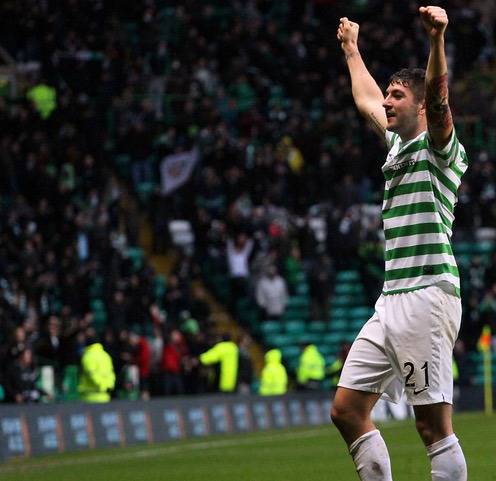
[226, 233, 254, 309]
[284, 244, 304, 295]
[129, 331, 152, 400]
[259, 349, 288, 396]
[147, 323, 164, 396]
[199, 333, 239, 394]
[78, 332, 116, 403]
[328, 343, 351, 388]
[35, 315, 62, 368]
[4, 348, 45, 404]
[162, 329, 187, 396]
[296, 343, 326, 391]
[183, 335, 206, 395]
[308, 254, 334, 321]
[4, 326, 28, 367]
[237, 334, 254, 394]
[255, 265, 289, 320]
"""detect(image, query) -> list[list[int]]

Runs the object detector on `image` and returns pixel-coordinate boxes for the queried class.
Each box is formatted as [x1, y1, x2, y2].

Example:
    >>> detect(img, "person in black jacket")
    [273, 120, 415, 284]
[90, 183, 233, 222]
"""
[4, 348, 45, 403]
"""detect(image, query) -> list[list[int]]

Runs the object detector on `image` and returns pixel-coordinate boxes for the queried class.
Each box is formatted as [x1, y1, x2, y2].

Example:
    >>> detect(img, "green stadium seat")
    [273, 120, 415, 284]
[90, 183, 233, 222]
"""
[90, 298, 105, 312]
[321, 332, 344, 344]
[285, 320, 306, 335]
[154, 275, 167, 300]
[308, 321, 327, 333]
[350, 319, 366, 331]
[473, 241, 495, 255]
[300, 333, 322, 345]
[259, 321, 283, 336]
[61, 365, 80, 401]
[294, 271, 306, 283]
[334, 283, 362, 295]
[136, 181, 155, 204]
[280, 345, 301, 360]
[287, 296, 310, 308]
[295, 283, 309, 295]
[283, 309, 310, 322]
[126, 247, 144, 271]
[456, 253, 472, 268]
[316, 345, 334, 356]
[267, 333, 293, 348]
[336, 270, 360, 282]
[328, 319, 348, 331]
[469, 352, 483, 363]
[453, 242, 472, 255]
[332, 295, 357, 307]
[344, 333, 358, 343]
[348, 306, 373, 320]
[330, 307, 349, 319]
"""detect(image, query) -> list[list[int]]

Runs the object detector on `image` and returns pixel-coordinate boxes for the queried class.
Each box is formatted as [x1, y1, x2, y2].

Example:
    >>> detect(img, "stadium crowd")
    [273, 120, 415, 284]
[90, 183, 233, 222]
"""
[0, 0, 495, 402]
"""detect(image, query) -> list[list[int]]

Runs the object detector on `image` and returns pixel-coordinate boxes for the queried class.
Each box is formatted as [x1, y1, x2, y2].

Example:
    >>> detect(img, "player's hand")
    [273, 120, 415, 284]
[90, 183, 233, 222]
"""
[419, 6, 448, 39]
[337, 17, 359, 52]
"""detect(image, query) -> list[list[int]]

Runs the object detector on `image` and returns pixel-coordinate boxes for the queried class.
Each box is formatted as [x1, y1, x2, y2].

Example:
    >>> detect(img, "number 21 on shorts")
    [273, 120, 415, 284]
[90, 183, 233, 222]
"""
[404, 361, 429, 395]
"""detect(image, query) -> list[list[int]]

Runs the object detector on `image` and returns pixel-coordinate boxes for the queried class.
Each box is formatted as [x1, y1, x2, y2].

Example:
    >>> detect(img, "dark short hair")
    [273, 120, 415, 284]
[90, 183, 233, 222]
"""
[388, 68, 426, 104]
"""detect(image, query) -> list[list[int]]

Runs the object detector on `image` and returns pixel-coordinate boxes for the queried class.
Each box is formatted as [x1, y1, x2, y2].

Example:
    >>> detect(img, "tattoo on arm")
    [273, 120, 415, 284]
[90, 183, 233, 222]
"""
[345, 51, 360, 61]
[369, 112, 386, 136]
[426, 73, 452, 130]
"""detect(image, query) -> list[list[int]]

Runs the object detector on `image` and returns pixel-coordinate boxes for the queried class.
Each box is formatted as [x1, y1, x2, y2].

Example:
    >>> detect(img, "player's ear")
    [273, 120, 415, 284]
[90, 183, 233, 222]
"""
[418, 100, 426, 117]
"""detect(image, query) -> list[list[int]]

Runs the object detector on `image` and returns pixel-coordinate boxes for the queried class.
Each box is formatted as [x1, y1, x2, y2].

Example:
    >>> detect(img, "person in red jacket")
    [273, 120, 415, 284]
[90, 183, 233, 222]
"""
[161, 329, 188, 395]
[130, 331, 152, 400]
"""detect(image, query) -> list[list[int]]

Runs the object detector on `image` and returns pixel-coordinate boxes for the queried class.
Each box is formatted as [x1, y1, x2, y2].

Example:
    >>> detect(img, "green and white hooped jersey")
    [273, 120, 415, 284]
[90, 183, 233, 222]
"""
[381, 129, 468, 296]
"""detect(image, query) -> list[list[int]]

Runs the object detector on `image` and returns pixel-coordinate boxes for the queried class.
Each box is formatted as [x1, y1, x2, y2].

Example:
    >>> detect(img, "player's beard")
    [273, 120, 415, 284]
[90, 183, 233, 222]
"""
[388, 105, 423, 140]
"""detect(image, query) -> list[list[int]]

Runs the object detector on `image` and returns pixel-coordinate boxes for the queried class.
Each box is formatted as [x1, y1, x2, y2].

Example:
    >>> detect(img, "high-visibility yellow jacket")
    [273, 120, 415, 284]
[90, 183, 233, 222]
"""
[259, 349, 288, 396]
[200, 341, 239, 392]
[297, 344, 325, 384]
[328, 358, 344, 387]
[452, 358, 459, 382]
[78, 343, 116, 402]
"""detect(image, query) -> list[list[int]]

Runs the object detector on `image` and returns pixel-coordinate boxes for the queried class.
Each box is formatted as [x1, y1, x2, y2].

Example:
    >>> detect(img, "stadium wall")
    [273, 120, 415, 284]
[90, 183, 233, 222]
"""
[0, 387, 491, 461]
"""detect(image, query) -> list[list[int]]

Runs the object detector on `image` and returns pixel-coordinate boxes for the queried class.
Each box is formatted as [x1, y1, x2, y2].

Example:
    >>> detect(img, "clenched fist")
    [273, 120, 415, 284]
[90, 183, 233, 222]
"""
[419, 6, 448, 38]
[337, 17, 359, 53]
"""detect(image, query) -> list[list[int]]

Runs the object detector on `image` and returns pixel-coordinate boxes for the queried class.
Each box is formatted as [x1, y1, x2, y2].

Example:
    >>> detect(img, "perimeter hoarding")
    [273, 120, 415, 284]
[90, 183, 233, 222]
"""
[0, 393, 330, 461]
[0, 387, 488, 461]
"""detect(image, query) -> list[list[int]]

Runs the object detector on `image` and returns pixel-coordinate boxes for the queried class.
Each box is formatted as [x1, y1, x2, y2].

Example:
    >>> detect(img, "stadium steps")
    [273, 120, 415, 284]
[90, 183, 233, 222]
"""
[138, 218, 267, 375]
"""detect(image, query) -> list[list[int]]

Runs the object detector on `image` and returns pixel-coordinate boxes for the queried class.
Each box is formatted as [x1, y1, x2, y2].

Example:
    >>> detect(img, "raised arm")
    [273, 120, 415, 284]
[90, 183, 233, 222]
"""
[337, 18, 387, 138]
[420, 6, 453, 149]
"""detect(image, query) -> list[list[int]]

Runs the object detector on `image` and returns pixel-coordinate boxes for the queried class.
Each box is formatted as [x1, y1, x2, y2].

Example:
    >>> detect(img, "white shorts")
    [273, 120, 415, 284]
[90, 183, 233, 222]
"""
[338, 284, 461, 406]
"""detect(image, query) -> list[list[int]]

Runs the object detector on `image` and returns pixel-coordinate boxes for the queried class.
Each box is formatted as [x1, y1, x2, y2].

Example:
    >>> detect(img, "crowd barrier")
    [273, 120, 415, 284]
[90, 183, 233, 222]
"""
[0, 386, 490, 461]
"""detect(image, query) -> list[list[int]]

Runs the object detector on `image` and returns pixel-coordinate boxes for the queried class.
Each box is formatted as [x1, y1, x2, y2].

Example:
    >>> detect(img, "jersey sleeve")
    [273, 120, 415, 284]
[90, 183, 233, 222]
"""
[426, 129, 463, 167]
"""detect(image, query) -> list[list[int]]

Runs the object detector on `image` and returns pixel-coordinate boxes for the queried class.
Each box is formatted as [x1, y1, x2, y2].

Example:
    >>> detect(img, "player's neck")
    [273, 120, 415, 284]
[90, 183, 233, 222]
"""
[398, 120, 427, 143]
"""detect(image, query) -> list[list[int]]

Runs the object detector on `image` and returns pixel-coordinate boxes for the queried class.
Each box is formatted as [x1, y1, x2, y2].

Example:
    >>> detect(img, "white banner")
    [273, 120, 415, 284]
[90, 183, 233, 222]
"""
[160, 147, 199, 195]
